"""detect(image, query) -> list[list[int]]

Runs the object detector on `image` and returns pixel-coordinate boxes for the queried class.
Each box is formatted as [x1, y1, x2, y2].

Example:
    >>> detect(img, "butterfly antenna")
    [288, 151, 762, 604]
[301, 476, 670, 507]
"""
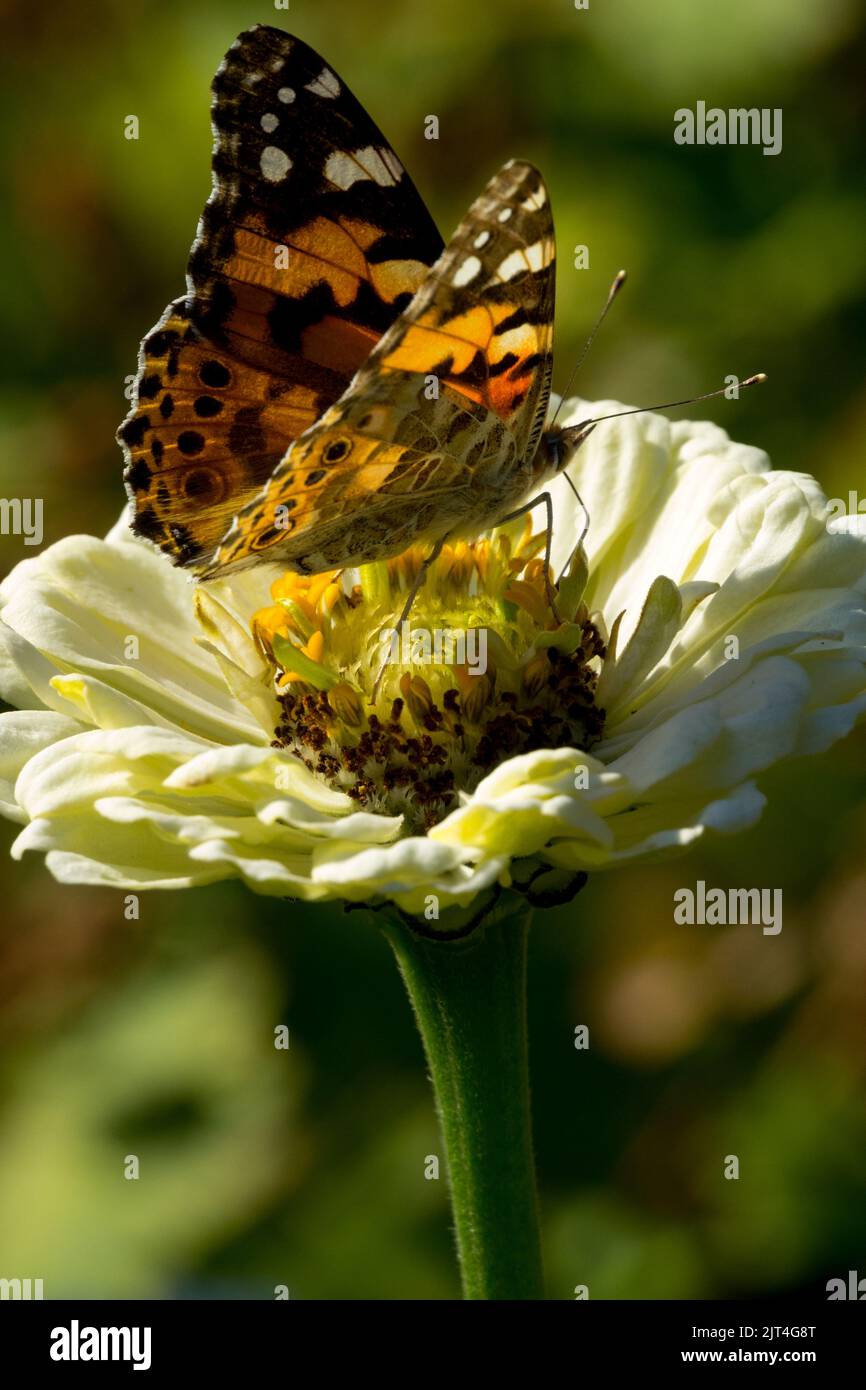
[548, 269, 627, 433]
[583, 373, 768, 428]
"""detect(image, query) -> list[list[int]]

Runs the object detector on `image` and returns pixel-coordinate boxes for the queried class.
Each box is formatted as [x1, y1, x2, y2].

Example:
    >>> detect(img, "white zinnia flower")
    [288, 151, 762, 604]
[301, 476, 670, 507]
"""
[1, 399, 864, 919]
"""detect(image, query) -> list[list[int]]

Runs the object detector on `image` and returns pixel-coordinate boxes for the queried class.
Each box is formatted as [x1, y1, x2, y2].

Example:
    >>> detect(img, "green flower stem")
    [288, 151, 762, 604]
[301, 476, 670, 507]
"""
[382, 898, 545, 1300]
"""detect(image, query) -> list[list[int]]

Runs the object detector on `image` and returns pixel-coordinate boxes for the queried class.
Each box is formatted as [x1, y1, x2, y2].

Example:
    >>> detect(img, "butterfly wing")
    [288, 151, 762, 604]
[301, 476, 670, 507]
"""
[119, 24, 443, 570]
[371, 156, 555, 460]
[213, 158, 556, 575]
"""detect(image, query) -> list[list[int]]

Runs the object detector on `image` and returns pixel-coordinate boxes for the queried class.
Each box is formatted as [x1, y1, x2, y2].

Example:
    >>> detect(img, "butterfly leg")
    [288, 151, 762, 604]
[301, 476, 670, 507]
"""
[370, 534, 449, 703]
[556, 475, 591, 584]
[494, 491, 562, 625]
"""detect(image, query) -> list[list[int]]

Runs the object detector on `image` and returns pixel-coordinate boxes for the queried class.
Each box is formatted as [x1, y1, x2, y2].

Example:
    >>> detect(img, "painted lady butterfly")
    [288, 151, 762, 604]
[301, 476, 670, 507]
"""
[119, 25, 574, 582]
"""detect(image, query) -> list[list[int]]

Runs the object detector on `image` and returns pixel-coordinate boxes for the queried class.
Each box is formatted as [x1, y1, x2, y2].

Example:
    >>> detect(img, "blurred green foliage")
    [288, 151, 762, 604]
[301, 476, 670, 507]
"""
[1, 0, 865, 1298]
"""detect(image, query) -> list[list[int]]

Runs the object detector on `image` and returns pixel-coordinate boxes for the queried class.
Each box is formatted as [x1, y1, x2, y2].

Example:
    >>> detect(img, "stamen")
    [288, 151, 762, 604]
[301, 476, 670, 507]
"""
[254, 532, 607, 833]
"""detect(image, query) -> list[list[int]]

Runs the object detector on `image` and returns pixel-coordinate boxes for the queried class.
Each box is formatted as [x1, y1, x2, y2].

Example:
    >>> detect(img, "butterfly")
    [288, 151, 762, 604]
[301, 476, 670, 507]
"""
[119, 24, 577, 584]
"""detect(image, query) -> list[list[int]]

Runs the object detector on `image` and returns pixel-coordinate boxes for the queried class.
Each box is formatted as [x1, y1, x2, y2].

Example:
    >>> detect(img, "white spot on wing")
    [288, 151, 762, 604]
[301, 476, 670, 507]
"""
[380, 147, 404, 181]
[356, 146, 400, 185]
[324, 146, 401, 189]
[526, 238, 553, 271]
[494, 239, 553, 281]
[474, 230, 491, 248]
[452, 255, 482, 288]
[496, 250, 526, 281]
[324, 151, 364, 190]
[498, 206, 513, 222]
[306, 67, 340, 98]
[260, 113, 279, 134]
[260, 146, 292, 182]
[277, 87, 296, 103]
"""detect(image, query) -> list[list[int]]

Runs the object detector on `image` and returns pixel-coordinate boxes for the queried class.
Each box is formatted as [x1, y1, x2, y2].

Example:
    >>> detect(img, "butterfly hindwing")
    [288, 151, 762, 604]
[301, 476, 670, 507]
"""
[119, 24, 444, 571]
[212, 160, 556, 574]
[120, 298, 325, 564]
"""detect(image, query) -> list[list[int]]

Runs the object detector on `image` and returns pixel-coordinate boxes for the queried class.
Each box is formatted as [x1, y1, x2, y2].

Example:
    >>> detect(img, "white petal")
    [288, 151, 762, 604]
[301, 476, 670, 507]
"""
[595, 575, 682, 713]
[1, 535, 262, 742]
[0, 710, 84, 821]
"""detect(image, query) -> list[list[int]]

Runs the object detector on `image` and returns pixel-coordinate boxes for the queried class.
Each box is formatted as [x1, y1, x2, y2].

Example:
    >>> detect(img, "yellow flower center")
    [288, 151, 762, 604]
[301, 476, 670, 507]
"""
[251, 521, 606, 832]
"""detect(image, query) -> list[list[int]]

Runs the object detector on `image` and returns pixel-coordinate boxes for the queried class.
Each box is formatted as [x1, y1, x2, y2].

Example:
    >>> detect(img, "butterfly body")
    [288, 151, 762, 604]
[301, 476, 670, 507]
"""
[120, 27, 562, 581]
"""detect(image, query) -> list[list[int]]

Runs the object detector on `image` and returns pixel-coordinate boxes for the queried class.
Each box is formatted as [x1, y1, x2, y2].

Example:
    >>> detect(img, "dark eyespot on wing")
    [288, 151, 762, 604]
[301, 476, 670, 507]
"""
[177, 431, 205, 456]
[199, 359, 232, 387]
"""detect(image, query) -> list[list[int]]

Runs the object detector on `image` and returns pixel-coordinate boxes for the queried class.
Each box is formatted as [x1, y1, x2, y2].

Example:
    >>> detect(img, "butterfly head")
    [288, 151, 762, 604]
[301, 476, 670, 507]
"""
[535, 419, 598, 480]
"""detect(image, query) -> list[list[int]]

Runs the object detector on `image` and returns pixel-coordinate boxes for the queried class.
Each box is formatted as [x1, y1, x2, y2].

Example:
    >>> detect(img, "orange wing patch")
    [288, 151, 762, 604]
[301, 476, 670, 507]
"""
[380, 301, 545, 419]
[205, 217, 432, 376]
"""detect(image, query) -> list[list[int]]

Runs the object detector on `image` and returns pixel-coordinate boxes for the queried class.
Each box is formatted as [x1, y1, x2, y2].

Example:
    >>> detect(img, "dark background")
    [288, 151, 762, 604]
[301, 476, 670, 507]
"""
[1, 0, 865, 1298]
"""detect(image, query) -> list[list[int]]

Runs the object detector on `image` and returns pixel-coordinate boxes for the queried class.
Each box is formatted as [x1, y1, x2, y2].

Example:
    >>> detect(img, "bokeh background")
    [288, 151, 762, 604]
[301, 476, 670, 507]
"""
[1, 0, 865, 1298]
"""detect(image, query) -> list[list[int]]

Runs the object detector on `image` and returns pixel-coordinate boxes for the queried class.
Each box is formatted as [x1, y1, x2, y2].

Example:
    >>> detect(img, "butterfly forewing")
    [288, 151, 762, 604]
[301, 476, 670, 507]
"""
[212, 159, 556, 575]
[371, 157, 555, 458]
[189, 25, 442, 370]
[119, 24, 443, 572]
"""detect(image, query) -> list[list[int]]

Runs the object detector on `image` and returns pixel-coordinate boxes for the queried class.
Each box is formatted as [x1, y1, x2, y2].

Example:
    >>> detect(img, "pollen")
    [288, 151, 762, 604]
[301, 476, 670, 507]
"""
[251, 523, 606, 833]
